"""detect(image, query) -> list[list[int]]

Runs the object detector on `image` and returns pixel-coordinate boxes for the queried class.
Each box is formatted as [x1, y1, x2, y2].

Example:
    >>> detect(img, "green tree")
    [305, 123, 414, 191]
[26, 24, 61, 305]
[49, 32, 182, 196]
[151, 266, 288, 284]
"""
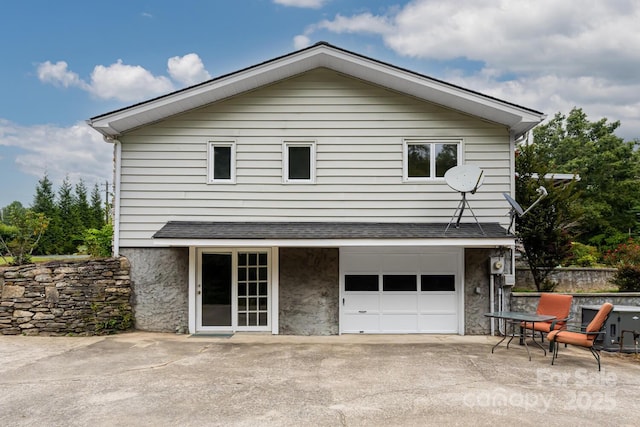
[74, 179, 91, 228]
[31, 173, 61, 254]
[1, 201, 25, 224]
[90, 183, 106, 229]
[0, 209, 50, 265]
[532, 108, 640, 247]
[57, 176, 81, 254]
[515, 141, 581, 291]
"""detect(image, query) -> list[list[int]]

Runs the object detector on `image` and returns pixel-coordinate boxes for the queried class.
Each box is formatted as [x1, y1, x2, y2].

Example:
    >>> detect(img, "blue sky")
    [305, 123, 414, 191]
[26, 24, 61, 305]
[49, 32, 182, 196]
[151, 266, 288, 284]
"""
[1, 0, 639, 208]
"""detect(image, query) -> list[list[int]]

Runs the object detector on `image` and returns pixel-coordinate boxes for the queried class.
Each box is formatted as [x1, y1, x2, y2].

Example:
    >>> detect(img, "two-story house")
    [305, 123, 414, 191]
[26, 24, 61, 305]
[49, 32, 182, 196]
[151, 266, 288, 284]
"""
[88, 42, 545, 336]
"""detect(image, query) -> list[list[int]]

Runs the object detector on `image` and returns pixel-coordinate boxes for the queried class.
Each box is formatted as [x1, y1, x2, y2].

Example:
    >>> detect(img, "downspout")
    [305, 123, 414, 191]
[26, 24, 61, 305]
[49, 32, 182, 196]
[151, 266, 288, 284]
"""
[103, 136, 122, 257]
[508, 129, 518, 317]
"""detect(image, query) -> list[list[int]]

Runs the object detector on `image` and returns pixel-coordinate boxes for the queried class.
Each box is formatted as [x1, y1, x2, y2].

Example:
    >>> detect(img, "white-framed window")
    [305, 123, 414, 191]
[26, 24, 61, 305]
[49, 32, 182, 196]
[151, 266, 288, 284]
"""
[283, 140, 315, 183]
[207, 140, 236, 184]
[403, 139, 461, 181]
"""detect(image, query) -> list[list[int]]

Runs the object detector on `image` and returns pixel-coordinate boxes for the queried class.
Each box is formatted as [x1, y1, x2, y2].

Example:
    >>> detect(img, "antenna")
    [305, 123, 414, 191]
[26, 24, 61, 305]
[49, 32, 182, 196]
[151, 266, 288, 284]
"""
[503, 186, 548, 233]
[444, 165, 485, 234]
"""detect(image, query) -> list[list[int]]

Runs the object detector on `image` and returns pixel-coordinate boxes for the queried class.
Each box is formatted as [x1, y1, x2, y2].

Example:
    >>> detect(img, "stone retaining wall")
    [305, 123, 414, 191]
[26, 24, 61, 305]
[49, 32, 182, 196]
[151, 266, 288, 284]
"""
[0, 258, 132, 336]
[510, 292, 640, 323]
[515, 267, 617, 292]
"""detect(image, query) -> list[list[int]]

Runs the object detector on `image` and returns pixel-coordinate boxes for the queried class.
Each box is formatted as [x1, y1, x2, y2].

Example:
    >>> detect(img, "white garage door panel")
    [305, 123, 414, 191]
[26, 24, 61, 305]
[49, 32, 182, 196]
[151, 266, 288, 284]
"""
[342, 314, 379, 333]
[342, 253, 380, 271]
[343, 293, 379, 312]
[382, 254, 420, 272]
[419, 314, 458, 333]
[381, 315, 419, 333]
[341, 247, 462, 334]
[381, 294, 418, 312]
[419, 294, 457, 312]
[421, 253, 456, 270]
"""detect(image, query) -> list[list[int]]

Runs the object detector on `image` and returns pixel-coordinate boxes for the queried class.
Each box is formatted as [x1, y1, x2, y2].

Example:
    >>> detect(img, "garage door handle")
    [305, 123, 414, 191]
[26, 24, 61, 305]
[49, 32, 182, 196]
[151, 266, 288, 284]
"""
[358, 310, 367, 313]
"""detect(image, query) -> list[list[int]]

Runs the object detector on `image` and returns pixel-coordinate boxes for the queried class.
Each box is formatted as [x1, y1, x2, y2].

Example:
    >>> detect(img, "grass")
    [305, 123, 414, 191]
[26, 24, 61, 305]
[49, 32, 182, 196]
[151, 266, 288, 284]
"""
[0, 255, 89, 266]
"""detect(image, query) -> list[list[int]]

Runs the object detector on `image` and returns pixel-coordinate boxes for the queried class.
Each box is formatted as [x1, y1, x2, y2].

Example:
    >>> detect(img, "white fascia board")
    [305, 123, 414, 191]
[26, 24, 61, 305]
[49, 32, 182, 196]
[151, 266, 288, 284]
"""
[88, 44, 544, 138]
[152, 237, 515, 248]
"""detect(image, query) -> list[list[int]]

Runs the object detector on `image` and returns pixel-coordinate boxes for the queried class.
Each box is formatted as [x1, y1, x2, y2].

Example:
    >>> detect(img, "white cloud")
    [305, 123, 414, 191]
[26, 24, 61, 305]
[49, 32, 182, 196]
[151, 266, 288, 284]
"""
[294, 35, 312, 50]
[383, 0, 640, 79]
[37, 61, 89, 90]
[167, 53, 212, 86]
[38, 55, 213, 103]
[89, 60, 175, 102]
[297, 0, 640, 139]
[0, 119, 112, 190]
[315, 13, 393, 35]
[273, 0, 329, 9]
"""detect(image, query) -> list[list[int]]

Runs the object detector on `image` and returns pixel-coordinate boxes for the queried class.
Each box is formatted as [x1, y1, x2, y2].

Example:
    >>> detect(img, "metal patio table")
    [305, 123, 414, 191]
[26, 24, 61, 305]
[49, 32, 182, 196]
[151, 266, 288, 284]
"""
[484, 311, 557, 361]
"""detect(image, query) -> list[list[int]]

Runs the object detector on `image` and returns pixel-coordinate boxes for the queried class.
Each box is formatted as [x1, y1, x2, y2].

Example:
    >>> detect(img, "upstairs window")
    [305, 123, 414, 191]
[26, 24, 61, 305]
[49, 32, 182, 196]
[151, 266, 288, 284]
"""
[404, 139, 460, 181]
[283, 141, 315, 183]
[208, 141, 236, 183]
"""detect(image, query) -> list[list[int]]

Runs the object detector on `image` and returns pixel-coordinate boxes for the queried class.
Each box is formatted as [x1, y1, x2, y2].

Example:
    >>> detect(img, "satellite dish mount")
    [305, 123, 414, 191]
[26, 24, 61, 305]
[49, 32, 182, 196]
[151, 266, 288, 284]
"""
[444, 165, 485, 235]
[503, 186, 548, 234]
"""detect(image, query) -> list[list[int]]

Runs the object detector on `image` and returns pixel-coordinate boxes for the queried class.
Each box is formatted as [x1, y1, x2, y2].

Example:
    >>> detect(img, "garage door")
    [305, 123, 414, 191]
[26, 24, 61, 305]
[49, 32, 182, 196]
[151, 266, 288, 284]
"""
[340, 247, 462, 334]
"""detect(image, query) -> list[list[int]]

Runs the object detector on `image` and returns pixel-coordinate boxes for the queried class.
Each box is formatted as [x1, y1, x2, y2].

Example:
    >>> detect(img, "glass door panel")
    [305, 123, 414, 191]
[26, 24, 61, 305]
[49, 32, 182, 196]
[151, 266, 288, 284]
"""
[201, 253, 232, 327]
[237, 252, 269, 327]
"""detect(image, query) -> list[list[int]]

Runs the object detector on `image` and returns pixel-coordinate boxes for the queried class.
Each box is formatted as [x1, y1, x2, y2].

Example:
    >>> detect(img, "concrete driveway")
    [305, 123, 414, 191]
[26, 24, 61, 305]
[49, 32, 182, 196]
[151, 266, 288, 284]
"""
[1, 332, 639, 426]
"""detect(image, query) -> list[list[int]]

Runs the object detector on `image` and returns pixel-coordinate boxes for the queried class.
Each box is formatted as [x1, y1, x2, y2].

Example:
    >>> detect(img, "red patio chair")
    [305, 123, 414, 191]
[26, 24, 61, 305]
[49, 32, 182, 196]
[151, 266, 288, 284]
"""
[547, 302, 614, 371]
[521, 293, 573, 342]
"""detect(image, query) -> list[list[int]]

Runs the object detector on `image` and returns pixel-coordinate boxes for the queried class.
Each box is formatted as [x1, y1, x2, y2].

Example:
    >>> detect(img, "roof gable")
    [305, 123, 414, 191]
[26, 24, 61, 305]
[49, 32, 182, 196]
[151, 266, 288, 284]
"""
[87, 42, 544, 139]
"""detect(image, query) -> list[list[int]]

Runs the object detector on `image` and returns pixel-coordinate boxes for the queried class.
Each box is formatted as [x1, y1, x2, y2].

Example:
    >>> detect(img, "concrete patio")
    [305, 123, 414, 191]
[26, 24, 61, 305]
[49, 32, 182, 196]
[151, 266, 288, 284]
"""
[1, 332, 638, 426]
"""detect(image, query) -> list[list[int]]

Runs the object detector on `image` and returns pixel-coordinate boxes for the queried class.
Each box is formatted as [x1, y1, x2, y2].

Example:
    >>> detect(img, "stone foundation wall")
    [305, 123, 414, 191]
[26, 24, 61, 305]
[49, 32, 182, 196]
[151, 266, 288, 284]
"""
[0, 258, 132, 336]
[464, 248, 512, 335]
[120, 247, 189, 333]
[279, 247, 339, 335]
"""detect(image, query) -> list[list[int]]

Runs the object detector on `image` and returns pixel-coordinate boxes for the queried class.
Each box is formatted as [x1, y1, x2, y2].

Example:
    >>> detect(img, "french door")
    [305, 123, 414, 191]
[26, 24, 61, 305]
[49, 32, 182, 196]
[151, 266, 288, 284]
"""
[197, 249, 271, 332]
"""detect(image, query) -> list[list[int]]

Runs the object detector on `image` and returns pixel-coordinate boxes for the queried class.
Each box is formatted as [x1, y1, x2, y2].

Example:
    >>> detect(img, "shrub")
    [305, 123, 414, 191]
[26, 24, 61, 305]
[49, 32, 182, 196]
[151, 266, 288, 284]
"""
[0, 210, 50, 265]
[603, 238, 640, 266]
[610, 265, 640, 292]
[565, 242, 600, 267]
[81, 224, 113, 258]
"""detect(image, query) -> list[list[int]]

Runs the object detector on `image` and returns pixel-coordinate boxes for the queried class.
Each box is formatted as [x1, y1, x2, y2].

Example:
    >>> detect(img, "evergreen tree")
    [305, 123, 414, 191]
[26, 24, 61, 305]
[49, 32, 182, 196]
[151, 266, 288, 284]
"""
[57, 176, 81, 253]
[74, 179, 91, 229]
[90, 183, 106, 229]
[31, 174, 60, 254]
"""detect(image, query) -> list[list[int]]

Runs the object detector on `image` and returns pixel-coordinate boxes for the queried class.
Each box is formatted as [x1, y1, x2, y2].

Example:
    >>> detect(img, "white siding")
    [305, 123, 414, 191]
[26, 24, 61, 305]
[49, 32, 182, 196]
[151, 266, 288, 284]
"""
[118, 68, 512, 246]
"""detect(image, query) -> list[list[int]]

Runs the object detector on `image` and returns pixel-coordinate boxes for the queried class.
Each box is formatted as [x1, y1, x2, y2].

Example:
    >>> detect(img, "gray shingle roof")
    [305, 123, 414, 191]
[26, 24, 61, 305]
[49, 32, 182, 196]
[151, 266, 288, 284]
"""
[152, 221, 511, 240]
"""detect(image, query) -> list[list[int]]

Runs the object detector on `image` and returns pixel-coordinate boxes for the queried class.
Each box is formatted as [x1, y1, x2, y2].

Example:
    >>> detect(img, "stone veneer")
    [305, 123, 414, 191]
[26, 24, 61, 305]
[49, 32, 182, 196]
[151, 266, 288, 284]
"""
[464, 248, 512, 335]
[279, 247, 339, 335]
[0, 258, 132, 336]
[120, 247, 189, 333]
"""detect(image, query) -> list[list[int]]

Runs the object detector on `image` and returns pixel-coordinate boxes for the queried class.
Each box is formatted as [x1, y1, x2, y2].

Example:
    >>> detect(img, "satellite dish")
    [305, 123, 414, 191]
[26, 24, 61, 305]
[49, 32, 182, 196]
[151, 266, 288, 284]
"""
[444, 165, 484, 193]
[503, 186, 548, 234]
[503, 193, 524, 216]
[444, 165, 485, 234]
